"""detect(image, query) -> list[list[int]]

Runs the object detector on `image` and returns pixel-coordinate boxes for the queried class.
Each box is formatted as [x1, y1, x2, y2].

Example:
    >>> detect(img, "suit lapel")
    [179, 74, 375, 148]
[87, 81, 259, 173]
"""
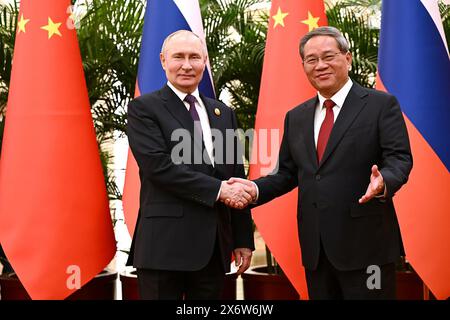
[301, 99, 319, 170]
[201, 94, 224, 172]
[201, 94, 226, 134]
[160, 85, 194, 132]
[160, 85, 203, 151]
[318, 83, 368, 168]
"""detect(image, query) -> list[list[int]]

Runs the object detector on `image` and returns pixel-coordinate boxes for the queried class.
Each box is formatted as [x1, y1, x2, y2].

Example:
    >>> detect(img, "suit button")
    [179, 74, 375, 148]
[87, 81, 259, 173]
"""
[313, 203, 318, 208]
[315, 174, 321, 181]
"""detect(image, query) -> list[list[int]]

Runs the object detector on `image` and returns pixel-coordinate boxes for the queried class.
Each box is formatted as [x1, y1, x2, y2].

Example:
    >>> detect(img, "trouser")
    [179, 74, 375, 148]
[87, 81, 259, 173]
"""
[137, 241, 225, 300]
[305, 241, 396, 300]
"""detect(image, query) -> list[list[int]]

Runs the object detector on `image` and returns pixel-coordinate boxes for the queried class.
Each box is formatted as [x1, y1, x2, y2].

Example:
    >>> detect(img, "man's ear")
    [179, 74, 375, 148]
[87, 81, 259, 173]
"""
[160, 52, 166, 70]
[346, 51, 353, 68]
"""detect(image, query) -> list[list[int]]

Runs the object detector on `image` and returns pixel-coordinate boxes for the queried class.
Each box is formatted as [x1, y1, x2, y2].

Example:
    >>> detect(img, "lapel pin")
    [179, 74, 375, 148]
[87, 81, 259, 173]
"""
[214, 108, 221, 116]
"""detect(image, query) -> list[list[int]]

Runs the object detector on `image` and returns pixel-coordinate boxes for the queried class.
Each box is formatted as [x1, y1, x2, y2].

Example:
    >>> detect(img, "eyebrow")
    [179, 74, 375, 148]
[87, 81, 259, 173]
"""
[305, 50, 338, 57]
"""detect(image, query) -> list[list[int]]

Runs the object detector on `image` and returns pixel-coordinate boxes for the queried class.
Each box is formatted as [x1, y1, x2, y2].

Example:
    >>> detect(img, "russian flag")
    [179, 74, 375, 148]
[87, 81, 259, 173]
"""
[122, 0, 215, 236]
[377, 0, 450, 299]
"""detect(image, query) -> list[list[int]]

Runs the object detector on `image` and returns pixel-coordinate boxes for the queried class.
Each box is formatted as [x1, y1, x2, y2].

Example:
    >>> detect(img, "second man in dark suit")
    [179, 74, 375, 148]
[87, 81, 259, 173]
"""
[227, 26, 413, 299]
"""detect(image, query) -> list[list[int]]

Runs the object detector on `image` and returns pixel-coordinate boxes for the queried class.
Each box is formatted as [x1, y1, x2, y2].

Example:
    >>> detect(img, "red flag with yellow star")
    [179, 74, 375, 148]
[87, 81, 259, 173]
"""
[0, 0, 116, 299]
[249, 0, 327, 299]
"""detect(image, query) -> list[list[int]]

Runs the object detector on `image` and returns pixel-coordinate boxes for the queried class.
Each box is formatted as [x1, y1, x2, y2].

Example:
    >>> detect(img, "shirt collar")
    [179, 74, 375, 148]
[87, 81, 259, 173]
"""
[317, 78, 353, 109]
[167, 81, 201, 104]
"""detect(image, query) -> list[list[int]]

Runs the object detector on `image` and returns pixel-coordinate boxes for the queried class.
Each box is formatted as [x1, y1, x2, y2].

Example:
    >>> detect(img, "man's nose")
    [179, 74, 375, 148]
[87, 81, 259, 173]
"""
[181, 58, 192, 70]
[315, 58, 328, 70]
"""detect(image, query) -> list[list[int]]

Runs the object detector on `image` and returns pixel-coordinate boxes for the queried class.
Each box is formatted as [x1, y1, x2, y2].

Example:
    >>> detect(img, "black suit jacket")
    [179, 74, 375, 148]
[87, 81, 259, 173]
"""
[255, 82, 412, 271]
[127, 85, 254, 272]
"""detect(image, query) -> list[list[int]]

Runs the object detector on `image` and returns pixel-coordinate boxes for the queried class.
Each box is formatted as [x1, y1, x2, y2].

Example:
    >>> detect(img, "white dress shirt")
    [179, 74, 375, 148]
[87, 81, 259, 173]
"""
[167, 82, 215, 166]
[314, 78, 353, 147]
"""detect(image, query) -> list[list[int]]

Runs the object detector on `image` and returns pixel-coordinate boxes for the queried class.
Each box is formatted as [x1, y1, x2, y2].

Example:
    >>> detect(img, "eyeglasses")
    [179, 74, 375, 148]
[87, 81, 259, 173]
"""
[303, 52, 345, 66]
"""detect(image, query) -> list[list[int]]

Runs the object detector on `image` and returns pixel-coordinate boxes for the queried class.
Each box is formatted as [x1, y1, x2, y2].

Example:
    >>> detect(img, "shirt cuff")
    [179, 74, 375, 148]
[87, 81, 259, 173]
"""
[251, 181, 259, 203]
[216, 182, 222, 201]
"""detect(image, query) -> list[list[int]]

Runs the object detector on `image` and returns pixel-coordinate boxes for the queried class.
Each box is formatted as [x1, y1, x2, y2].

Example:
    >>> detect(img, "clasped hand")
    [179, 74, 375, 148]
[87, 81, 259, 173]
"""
[220, 164, 384, 209]
[219, 178, 257, 209]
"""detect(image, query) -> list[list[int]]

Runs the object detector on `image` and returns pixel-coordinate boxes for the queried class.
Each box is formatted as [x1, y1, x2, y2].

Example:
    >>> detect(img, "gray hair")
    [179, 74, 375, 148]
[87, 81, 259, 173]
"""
[299, 26, 349, 59]
[161, 30, 207, 57]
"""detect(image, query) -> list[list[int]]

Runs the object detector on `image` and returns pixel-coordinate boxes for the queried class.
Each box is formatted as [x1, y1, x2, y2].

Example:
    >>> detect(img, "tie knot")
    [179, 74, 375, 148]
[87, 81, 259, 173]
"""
[184, 94, 197, 105]
[323, 99, 335, 110]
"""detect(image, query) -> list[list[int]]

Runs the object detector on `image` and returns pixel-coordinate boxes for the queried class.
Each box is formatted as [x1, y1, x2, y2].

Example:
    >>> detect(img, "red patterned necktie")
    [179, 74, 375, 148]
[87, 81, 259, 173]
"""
[317, 99, 336, 163]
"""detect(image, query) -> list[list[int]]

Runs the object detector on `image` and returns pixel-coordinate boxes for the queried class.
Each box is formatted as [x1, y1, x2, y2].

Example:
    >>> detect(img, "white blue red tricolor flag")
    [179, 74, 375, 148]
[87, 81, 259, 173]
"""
[122, 0, 215, 236]
[377, 0, 450, 299]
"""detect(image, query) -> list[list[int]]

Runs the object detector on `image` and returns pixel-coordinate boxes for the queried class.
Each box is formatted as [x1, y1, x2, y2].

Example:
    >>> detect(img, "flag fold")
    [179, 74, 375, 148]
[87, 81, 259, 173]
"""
[377, 0, 450, 300]
[0, 0, 116, 300]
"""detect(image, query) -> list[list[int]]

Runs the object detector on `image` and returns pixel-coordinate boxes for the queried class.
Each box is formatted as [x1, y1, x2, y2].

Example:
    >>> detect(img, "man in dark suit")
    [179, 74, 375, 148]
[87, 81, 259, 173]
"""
[227, 26, 413, 299]
[127, 30, 255, 300]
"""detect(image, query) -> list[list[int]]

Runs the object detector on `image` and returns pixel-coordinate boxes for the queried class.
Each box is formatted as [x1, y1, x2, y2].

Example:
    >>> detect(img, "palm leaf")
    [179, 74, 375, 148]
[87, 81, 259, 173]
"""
[0, 0, 18, 114]
[77, 0, 144, 136]
[327, 2, 379, 88]
[440, 1, 450, 50]
[200, 0, 267, 134]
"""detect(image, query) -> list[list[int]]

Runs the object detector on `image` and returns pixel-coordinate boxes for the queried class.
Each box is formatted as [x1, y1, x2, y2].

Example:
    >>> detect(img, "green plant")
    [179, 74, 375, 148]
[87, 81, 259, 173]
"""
[336, 0, 450, 52]
[327, 1, 380, 88]
[76, 0, 145, 201]
[0, 0, 17, 275]
[76, 0, 144, 137]
[440, 1, 450, 50]
[335, 0, 381, 16]
[0, 0, 17, 115]
[200, 0, 268, 135]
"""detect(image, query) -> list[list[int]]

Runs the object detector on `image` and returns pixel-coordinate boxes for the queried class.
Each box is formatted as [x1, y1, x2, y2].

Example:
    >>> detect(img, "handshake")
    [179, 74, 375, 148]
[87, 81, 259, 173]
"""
[219, 178, 257, 209]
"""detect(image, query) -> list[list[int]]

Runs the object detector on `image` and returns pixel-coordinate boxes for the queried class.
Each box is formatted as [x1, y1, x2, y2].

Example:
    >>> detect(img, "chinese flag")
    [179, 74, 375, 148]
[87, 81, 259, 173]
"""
[249, 0, 328, 299]
[0, 0, 116, 299]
